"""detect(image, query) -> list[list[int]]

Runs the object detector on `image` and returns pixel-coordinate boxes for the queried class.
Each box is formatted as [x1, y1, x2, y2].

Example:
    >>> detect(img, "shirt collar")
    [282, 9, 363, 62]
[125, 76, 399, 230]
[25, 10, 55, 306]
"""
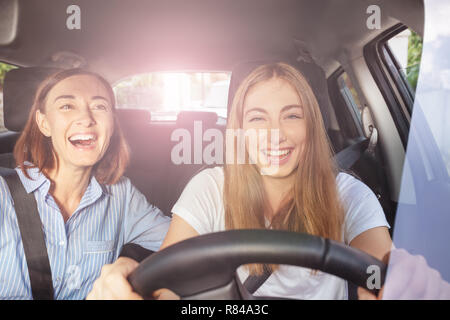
[15, 165, 110, 199]
[76, 174, 108, 211]
[86, 174, 112, 199]
[15, 166, 49, 194]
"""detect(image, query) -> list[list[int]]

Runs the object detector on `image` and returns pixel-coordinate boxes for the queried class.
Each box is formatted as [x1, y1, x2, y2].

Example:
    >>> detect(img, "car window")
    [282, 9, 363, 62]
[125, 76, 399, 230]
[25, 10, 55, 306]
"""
[381, 27, 423, 119]
[387, 28, 423, 95]
[113, 72, 230, 121]
[384, 28, 450, 177]
[337, 72, 364, 131]
[365, 25, 424, 147]
[0, 61, 17, 132]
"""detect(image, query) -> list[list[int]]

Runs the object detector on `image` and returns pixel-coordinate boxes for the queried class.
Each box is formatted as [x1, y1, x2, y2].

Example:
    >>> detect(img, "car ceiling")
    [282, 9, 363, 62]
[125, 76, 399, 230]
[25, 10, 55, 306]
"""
[0, 0, 423, 82]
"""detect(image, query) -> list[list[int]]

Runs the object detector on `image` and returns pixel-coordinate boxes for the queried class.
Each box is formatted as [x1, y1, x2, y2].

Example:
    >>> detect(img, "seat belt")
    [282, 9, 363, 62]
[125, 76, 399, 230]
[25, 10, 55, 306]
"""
[0, 168, 54, 300]
[119, 243, 154, 263]
[243, 264, 272, 294]
[335, 126, 378, 170]
[335, 136, 369, 170]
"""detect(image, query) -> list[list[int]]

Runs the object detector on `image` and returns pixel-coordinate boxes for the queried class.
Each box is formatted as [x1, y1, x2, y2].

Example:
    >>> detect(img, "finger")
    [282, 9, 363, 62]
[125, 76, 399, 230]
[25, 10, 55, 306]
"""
[87, 258, 143, 300]
[154, 288, 181, 300]
[357, 287, 377, 300]
[86, 278, 106, 300]
[122, 291, 144, 300]
[104, 257, 141, 299]
[103, 270, 142, 299]
[114, 257, 140, 277]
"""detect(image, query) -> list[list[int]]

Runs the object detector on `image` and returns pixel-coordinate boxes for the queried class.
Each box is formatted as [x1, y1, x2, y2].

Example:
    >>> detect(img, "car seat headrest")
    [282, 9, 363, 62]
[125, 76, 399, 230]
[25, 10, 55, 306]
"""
[227, 59, 331, 129]
[116, 109, 150, 127]
[3, 67, 61, 132]
[176, 111, 218, 126]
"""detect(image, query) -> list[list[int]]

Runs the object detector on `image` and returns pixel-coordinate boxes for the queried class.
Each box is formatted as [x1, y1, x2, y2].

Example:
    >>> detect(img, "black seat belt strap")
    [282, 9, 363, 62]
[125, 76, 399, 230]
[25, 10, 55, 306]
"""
[243, 264, 272, 294]
[119, 243, 155, 263]
[0, 168, 54, 300]
[334, 136, 370, 170]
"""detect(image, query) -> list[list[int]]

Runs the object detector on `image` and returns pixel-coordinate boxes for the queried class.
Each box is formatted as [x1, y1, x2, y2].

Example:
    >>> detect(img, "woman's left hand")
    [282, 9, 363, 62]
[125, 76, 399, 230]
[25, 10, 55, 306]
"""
[86, 257, 143, 300]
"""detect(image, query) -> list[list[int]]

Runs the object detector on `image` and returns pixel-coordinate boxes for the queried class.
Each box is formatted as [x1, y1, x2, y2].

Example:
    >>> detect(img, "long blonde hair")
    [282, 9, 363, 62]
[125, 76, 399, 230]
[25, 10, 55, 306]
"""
[224, 62, 343, 275]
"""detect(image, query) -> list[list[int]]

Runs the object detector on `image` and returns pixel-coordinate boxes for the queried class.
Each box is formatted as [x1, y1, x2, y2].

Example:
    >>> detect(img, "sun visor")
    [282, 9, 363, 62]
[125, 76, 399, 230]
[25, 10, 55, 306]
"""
[0, 0, 19, 45]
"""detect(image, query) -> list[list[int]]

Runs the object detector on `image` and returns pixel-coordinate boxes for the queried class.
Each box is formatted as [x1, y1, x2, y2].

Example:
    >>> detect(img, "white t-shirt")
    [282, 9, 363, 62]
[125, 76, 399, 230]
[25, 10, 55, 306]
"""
[172, 167, 390, 300]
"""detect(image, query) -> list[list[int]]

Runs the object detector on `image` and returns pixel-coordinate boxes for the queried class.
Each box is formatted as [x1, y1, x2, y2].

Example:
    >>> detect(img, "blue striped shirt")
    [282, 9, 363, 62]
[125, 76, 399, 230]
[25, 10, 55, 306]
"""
[0, 166, 170, 300]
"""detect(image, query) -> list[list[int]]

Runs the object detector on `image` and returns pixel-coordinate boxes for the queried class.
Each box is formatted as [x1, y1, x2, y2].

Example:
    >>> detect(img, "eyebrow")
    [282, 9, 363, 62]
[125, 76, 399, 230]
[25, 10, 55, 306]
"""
[244, 107, 268, 116]
[53, 95, 109, 103]
[281, 104, 303, 113]
[53, 95, 75, 103]
[244, 104, 303, 116]
[91, 96, 110, 102]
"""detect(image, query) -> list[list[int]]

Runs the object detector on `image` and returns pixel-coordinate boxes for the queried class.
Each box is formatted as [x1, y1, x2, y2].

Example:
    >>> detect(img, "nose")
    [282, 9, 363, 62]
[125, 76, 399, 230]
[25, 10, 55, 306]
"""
[76, 105, 96, 127]
[267, 120, 287, 147]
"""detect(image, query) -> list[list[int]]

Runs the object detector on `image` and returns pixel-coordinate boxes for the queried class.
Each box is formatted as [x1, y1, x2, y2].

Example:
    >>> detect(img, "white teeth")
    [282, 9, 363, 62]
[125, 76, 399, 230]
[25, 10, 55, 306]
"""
[265, 149, 291, 156]
[69, 134, 96, 141]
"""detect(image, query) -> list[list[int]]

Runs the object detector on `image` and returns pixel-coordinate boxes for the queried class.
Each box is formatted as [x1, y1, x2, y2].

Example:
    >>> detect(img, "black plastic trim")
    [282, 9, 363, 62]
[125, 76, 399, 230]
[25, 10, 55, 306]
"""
[363, 23, 410, 148]
[328, 67, 361, 141]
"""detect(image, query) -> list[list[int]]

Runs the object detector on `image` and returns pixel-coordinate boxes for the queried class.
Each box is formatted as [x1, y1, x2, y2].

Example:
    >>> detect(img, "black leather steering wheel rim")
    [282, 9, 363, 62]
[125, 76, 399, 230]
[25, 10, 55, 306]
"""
[128, 230, 386, 299]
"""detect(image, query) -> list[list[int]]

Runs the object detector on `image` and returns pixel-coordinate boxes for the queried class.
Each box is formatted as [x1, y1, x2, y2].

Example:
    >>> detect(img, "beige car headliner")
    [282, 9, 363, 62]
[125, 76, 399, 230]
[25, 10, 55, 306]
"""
[0, 0, 423, 81]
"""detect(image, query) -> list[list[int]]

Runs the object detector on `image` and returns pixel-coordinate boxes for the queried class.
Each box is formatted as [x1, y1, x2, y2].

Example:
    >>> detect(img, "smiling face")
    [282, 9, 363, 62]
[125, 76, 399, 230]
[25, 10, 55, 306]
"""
[242, 77, 307, 178]
[35, 74, 115, 171]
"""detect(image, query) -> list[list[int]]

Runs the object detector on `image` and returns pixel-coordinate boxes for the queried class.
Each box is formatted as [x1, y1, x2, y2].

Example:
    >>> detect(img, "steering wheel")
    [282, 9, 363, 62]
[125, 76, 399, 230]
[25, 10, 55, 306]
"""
[128, 230, 386, 299]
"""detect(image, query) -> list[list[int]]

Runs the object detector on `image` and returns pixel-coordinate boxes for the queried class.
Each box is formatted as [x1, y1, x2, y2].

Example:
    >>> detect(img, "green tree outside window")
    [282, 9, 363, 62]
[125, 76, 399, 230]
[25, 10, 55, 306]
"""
[406, 30, 423, 92]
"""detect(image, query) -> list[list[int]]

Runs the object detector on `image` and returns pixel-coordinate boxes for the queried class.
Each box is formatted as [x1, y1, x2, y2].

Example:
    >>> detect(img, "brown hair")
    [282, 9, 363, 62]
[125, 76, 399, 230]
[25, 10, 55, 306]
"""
[224, 62, 344, 275]
[13, 68, 129, 185]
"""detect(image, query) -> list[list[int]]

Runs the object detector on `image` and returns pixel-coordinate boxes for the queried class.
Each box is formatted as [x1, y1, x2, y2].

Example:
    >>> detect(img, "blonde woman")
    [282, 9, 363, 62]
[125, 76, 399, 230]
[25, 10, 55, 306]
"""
[89, 62, 392, 300]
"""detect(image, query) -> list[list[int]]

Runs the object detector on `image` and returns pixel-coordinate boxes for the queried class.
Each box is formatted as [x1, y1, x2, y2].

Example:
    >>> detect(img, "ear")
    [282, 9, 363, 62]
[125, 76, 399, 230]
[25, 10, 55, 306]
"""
[35, 110, 51, 137]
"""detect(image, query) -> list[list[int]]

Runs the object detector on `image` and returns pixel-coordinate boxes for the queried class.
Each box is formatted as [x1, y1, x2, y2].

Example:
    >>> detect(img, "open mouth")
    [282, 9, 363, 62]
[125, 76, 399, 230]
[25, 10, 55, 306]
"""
[261, 148, 293, 165]
[68, 133, 98, 149]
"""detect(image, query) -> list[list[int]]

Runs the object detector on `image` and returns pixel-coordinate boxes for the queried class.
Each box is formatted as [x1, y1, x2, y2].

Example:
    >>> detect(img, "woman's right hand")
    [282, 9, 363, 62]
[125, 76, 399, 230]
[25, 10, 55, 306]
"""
[86, 256, 181, 300]
[86, 257, 143, 300]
